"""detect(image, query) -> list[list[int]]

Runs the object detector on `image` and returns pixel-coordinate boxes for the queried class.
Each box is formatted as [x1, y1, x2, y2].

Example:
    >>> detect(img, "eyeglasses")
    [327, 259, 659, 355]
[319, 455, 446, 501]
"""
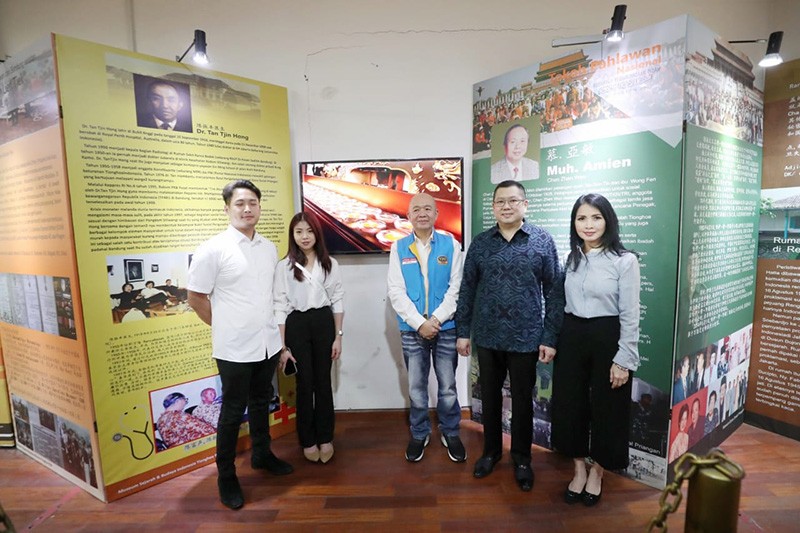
[493, 198, 525, 207]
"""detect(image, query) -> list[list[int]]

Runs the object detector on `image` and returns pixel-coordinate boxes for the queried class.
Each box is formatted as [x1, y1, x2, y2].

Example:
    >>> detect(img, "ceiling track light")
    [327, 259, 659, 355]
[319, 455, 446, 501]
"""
[605, 4, 627, 43]
[730, 31, 783, 68]
[552, 4, 627, 48]
[176, 29, 208, 65]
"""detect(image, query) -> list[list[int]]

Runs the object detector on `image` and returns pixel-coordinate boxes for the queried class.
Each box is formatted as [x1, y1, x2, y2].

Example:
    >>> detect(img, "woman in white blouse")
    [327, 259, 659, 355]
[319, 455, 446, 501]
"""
[551, 193, 640, 507]
[275, 212, 344, 464]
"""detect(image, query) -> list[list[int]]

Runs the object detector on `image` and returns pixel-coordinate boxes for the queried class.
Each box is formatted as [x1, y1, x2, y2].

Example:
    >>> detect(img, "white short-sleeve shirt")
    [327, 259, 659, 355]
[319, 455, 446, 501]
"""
[188, 225, 283, 362]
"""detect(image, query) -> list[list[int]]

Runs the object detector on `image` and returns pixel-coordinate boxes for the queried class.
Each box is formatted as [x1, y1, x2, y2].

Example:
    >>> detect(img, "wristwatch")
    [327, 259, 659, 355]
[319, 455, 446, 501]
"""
[337, 330, 344, 337]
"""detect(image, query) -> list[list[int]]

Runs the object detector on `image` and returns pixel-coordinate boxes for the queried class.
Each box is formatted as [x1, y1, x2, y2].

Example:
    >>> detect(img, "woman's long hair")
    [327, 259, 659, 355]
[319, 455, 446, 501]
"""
[286, 211, 332, 281]
[566, 193, 636, 271]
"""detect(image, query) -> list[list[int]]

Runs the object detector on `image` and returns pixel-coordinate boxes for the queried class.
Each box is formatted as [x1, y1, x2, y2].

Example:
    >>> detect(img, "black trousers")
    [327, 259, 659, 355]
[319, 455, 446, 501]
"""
[551, 314, 632, 470]
[286, 306, 336, 448]
[215, 353, 279, 477]
[476, 345, 537, 466]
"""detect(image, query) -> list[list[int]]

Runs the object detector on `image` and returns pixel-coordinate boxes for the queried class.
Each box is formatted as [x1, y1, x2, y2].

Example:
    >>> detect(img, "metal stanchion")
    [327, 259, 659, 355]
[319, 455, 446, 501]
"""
[648, 448, 745, 532]
[0, 501, 16, 533]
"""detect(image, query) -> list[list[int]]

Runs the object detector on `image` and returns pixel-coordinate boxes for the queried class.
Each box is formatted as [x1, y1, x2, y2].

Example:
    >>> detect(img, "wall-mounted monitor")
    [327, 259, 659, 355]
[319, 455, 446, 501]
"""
[299, 158, 463, 254]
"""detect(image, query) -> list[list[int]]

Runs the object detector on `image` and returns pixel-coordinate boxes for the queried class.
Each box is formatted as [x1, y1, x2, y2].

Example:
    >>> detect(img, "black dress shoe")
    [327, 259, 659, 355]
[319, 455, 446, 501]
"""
[252, 452, 294, 475]
[582, 488, 602, 507]
[473, 454, 501, 478]
[514, 463, 534, 492]
[218, 475, 244, 510]
[564, 487, 583, 504]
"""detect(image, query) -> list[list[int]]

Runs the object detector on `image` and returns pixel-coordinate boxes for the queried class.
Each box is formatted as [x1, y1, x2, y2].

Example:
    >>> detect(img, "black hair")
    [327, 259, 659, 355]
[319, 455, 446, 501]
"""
[285, 211, 332, 282]
[503, 123, 529, 146]
[146, 80, 180, 97]
[222, 180, 261, 204]
[566, 193, 637, 271]
[492, 180, 526, 200]
[163, 392, 187, 409]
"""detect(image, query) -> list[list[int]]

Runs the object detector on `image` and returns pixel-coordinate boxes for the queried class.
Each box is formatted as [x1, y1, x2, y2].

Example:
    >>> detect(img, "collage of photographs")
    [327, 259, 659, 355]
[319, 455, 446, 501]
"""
[668, 323, 753, 463]
[11, 394, 97, 488]
[0, 273, 77, 340]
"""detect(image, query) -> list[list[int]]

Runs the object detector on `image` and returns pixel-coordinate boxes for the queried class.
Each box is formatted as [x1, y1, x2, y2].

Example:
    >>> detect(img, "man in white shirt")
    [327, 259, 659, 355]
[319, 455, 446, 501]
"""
[188, 179, 293, 510]
[387, 193, 466, 463]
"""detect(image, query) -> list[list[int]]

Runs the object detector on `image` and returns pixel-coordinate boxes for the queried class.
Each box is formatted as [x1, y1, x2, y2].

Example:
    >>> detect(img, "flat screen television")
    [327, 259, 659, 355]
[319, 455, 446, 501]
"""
[298, 158, 464, 254]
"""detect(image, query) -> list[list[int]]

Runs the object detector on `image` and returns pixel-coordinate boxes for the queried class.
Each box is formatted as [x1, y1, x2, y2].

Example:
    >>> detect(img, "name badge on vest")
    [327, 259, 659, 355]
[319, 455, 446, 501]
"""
[402, 257, 418, 265]
[437, 255, 449, 265]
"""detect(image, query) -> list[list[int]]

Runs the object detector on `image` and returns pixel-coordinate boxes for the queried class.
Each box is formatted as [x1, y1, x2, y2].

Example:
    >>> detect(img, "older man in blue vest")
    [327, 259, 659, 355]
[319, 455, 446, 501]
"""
[388, 192, 466, 463]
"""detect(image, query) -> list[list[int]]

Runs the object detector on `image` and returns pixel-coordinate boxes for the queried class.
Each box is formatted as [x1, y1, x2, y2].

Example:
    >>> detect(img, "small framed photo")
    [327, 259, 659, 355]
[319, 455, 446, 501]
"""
[124, 259, 145, 283]
[151, 264, 159, 272]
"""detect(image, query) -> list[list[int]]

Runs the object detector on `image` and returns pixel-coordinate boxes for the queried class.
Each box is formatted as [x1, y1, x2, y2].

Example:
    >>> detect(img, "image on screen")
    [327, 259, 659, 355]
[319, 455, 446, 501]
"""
[299, 158, 463, 254]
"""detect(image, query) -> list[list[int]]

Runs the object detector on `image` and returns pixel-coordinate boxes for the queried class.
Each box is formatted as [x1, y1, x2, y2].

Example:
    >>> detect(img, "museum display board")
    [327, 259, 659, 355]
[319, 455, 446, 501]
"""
[746, 57, 800, 441]
[0, 345, 12, 447]
[471, 15, 762, 487]
[0, 35, 295, 501]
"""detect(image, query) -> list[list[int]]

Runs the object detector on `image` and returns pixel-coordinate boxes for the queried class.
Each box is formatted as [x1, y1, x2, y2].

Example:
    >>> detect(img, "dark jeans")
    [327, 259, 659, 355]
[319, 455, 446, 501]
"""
[476, 345, 537, 466]
[215, 353, 279, 477]
[286, 307, 335, 448]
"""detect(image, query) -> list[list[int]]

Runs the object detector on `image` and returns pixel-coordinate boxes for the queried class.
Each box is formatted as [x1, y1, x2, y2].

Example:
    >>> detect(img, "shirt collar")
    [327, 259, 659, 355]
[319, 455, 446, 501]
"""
[489, 220, 531, 237]
[154, 117, 177, 129]
[225, 225, 262, 244]
[413, 231, 434, 247]
[506, 159, 521, 173]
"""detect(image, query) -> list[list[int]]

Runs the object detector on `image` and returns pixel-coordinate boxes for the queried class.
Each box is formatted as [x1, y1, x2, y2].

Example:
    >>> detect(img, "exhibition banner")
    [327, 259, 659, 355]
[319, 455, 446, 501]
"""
[0, 34, 295, 500]
[472, 16, 687, 487]
[665, 18, 762, 475]
[0, 346, 13, 447]
[669, 127, 760, 465]
[471, 15, 762, 488]
[53, 35, 295, 499]
[0, 38, 102, 496]
[747, 57, 800, 440]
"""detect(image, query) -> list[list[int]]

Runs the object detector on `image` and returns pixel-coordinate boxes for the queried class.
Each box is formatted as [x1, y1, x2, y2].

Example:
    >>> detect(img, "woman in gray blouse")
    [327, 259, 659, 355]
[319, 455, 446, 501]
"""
[551, 193, 641, 507]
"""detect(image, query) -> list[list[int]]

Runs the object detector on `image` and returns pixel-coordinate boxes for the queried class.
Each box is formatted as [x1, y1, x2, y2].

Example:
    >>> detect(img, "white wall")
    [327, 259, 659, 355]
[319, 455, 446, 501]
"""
[1, 0, 795, 411]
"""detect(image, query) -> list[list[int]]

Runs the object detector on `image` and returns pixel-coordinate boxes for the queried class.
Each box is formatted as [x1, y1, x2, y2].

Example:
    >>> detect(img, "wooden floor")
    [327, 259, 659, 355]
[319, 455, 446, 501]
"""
[1, 411, 798, 532]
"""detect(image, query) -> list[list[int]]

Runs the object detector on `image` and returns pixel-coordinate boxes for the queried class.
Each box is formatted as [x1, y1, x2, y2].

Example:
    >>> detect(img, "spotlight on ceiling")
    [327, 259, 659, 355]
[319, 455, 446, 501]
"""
[176, 29, 208, 65]
[759, 31, 783, 67]
[730, 31, 784, 68]
[605, 5, 627, 43]
[552, 5, 628, 48]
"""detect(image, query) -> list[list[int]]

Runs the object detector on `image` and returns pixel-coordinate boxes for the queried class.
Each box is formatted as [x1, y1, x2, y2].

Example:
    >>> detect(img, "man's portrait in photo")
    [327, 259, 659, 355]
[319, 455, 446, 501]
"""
[134, 74, 193, 133]
[490, 120, 540, 184]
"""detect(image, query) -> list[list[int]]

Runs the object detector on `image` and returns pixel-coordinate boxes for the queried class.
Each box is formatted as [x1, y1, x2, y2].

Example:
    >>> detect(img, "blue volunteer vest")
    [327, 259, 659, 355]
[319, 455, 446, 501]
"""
[395, 232, 456, 332]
